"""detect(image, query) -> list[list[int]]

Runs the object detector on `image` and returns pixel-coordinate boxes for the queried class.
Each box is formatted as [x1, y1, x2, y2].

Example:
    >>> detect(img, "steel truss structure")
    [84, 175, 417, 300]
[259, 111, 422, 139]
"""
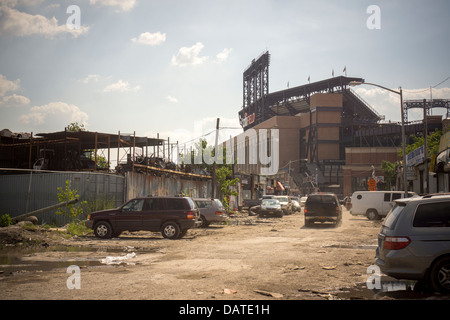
[403, 99, 450, 123]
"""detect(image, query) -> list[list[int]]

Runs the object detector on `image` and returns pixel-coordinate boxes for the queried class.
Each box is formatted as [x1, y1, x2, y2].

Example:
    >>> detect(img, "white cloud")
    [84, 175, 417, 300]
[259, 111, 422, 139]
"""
[171, 42, 209, 67]
[20, 101, 88, 126]
[0, 4, 89, 38]
[0, 94, 30, 107]
[0, 73, 29, 108]
[0, 74, 20, 96]
[80, 74, 101, 84]
[103, 80, 140, 92]
[89, 0, 136, 12]
[132, 31, 166, 46]
[215, 48, 232, 63]
[354, 86, 450, 122]
[167, 95, 178, 103]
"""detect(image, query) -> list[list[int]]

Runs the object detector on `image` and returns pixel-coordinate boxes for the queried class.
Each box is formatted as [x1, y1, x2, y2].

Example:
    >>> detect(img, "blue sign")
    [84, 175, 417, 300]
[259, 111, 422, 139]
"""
[406, 145, 425, 166]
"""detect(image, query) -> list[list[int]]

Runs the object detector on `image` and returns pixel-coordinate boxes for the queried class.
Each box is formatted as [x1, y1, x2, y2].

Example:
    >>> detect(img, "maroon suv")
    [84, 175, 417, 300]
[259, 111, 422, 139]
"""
[85, 196, 200, 239]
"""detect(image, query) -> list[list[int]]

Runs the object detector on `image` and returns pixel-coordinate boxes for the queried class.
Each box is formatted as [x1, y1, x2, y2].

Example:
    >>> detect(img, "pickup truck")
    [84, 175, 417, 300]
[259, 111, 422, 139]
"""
[304, 193, 342, 227]
[85, 196, 200, 239]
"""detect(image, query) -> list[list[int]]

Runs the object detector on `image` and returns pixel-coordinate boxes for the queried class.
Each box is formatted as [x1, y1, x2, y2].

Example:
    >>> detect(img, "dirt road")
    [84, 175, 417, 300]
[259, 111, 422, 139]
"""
[0, 208, 412, 300]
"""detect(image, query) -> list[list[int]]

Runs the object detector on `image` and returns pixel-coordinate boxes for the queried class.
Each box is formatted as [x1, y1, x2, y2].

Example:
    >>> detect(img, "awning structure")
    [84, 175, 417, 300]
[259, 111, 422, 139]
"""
[277, 181, 285, 191]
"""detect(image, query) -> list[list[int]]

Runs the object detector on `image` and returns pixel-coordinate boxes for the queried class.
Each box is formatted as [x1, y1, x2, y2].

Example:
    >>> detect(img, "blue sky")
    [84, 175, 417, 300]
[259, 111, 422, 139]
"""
[1, 0, 449, 148]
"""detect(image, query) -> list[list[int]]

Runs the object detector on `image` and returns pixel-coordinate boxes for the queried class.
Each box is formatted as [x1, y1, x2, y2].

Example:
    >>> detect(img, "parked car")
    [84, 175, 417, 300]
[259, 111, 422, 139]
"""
[274, 195, 292, 214]
[299, 196, 307, 207]
[193, 198, 227, 227]
[350, 191, 418, 220]
[85, 196, 200, 240]
[376, 194, 450, 293]
[259, 199, 283, 217]
[342, 196, 352, 211]
[291, 199, 301, 212]
[304, 193, 342, 227]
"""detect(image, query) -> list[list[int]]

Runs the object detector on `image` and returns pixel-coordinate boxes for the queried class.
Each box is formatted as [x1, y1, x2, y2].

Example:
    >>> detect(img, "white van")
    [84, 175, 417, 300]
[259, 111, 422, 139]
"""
[350, 191, 418, 220]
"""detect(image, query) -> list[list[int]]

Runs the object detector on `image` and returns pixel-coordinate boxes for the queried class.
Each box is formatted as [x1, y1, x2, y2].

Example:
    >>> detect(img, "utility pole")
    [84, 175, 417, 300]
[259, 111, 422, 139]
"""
[211, 118, 220, 198]
[423, 99, 429, 193]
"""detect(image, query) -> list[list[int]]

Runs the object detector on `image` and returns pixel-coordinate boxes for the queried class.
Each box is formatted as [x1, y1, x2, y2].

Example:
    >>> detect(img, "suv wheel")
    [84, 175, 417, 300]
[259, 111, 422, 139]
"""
[94, 221, 113, 239]
[366, 209, 379, 220]
[430, 256, 450, 294]
[198, 215, 208, 228]
[161, 221, 181, 239]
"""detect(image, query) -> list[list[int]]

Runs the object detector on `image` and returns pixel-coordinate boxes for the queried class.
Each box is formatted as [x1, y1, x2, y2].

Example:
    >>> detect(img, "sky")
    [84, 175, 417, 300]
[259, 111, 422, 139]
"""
[1, 0, 450, 150]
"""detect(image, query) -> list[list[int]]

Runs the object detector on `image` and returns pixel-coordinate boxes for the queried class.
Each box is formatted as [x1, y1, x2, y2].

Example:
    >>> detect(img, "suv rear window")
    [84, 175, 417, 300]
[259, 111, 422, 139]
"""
[196, 200, 212, 208]
[413, 202, 450, 228]
[383, 203, 405, 229]
[306, 195, 337, 204]
[166, 198, 189, 210]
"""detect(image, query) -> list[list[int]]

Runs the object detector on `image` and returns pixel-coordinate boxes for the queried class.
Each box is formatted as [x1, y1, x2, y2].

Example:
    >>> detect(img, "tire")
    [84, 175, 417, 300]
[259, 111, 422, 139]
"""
[179, 229, 188, 239]
[94, 221, 113, 239]
[430, 256, 450, 294]
[366, 209, 380, 220]
[198, 215, 208, 228]
[161, 221, 181, 239]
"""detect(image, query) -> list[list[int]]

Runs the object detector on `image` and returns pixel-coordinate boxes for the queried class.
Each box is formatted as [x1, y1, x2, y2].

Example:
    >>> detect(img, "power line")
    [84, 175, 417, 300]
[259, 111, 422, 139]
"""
[403, 76, 450, 93]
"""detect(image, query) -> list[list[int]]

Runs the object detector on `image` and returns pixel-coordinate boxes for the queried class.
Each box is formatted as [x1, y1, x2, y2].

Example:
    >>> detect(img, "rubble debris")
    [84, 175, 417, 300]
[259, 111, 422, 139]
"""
[222, 288, 237, 295]
[254, 290, 283, 299]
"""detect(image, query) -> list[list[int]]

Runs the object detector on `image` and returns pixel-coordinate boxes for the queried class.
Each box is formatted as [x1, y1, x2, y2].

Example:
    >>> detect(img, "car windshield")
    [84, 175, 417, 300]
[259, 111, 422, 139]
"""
[262, 199, 279, 206]
[383, 203, 405, 229]
[276, 197, 288, 202]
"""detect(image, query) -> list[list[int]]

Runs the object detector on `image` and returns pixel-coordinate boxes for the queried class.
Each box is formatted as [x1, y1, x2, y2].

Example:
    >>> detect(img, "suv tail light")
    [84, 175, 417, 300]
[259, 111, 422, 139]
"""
[215, 211, 223, 215]
[187, 211, 194, 219]
[304, 206, 308, 214]
[384, 236, 411, 250]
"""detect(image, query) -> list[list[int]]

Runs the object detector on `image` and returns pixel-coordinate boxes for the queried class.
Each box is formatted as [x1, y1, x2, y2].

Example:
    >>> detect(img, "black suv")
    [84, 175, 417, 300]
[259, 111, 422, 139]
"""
[304, 193, 342, 227]
[85, 196, 200, 239]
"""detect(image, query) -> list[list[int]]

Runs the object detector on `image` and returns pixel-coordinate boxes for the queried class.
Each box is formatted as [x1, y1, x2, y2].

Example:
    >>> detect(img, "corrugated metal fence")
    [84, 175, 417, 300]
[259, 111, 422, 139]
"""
[0, 170, 211, 226]
[125, 171, 211, 201]
[0, 171, 124, 225]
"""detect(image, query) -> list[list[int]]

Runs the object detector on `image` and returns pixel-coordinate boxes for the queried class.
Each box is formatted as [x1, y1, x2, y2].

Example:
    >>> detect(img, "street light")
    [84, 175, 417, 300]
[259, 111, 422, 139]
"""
[349, 81, 408, 197]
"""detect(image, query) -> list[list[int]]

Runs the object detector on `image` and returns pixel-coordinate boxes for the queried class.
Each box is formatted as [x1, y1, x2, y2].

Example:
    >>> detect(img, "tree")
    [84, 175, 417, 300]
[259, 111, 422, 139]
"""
[56, 180, 87, 221]
[399, 129, 443, 157]
[215, 166, 239, 212]
[381, 161, 398, 190]
[66, 122, 86, 132]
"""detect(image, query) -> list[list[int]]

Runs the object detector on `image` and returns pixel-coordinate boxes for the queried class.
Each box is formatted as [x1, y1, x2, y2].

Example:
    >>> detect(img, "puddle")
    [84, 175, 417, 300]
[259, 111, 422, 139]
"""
[334, 278, 450, 300]
[0, 246, 155, 275]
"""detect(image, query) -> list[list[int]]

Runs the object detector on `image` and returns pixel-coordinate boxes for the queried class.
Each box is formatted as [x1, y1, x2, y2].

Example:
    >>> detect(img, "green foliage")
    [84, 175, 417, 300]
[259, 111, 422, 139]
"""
[0, 213, 12, 227]
[66, 220, 91, 236]
[215, 166, 239, 212]
[86, 196, 116, 213]
[381, 161, 398, 190]
[399, 129, 443, 157]
[56, 180, 87, 221]
[66, 122, 86, 132]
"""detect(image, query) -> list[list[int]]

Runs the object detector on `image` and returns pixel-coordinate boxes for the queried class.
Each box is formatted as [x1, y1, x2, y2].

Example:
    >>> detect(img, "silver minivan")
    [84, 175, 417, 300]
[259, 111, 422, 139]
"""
[193, 198, 227, 227]
[375, 194, 450, 293]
